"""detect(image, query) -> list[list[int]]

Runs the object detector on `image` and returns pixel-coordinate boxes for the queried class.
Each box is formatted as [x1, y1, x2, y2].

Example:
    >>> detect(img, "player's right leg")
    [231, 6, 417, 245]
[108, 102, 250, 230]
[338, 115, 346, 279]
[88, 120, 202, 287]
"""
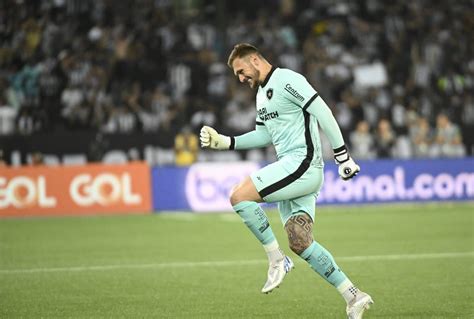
[229, 176, 294, 294]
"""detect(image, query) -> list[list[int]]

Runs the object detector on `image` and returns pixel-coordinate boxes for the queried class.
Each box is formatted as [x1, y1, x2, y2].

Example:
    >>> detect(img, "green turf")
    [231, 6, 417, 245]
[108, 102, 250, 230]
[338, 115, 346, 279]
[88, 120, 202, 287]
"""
[0, 202, 473, 318]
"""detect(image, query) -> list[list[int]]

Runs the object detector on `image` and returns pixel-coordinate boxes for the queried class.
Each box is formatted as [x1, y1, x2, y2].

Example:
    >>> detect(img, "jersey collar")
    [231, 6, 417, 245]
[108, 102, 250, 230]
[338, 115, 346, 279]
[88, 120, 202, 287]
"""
[260, 66, 277, 89]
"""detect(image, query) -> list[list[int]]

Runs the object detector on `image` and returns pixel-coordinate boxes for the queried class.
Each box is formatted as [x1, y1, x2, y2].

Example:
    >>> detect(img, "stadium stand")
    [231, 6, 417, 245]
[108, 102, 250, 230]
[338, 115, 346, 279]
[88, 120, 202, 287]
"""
[0, 0, 472, 164]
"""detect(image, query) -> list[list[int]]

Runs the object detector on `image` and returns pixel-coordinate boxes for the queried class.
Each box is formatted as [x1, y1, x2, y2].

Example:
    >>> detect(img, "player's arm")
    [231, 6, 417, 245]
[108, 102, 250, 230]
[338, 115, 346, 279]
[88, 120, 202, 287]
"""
[200, 123, 272, 150]
[280, 70, 359, 180]
[305, 96, 360, 180]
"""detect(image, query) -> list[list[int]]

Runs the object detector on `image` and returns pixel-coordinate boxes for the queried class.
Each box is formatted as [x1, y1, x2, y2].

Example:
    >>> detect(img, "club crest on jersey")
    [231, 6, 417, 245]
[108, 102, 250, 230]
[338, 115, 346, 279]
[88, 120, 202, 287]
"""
[266, 88, 273, 100]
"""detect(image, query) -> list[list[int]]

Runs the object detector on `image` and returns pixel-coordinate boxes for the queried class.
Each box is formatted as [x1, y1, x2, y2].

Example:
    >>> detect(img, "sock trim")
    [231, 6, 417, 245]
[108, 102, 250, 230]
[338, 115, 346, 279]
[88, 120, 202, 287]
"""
[299, 241, 317, 260]
[263, 240, 279, 253]
[232, 201, 254, 211]
[336, 278, 353, 293]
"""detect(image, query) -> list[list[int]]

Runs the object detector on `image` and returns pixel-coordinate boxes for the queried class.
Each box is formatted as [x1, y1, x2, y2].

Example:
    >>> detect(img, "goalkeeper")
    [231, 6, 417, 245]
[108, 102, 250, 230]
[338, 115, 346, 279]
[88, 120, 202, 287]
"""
[200, 43, 373, 319]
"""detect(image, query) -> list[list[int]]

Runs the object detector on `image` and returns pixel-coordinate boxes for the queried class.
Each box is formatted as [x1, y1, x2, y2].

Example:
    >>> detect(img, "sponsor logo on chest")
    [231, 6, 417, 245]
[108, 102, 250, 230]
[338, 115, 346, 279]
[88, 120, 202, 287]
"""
[257, 107, 279, 121]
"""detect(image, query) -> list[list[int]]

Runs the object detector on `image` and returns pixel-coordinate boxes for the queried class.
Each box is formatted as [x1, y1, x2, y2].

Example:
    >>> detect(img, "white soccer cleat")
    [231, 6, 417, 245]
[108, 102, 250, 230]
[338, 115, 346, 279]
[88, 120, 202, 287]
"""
[346, 291, 374, 319]
[261, 256, 294, 294]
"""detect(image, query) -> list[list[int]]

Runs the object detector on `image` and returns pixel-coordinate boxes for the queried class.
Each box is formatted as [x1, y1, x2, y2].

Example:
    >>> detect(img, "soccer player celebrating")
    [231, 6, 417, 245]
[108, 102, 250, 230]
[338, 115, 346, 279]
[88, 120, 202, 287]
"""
[200, 43, 373, 318]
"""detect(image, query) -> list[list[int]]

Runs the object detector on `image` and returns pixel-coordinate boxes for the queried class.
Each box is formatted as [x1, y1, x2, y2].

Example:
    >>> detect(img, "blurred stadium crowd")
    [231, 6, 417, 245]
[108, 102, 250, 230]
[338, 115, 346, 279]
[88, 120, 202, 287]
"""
[0, 0, 473, 161]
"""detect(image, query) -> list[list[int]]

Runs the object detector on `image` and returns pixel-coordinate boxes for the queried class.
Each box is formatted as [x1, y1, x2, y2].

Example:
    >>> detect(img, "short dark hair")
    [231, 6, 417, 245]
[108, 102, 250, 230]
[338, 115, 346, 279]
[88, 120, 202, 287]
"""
[227, 43, 261, 68]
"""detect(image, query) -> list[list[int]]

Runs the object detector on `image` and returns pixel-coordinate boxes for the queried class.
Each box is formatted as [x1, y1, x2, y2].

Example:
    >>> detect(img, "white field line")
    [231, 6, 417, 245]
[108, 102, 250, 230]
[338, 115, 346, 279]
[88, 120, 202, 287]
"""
[0, 251, 473, 275]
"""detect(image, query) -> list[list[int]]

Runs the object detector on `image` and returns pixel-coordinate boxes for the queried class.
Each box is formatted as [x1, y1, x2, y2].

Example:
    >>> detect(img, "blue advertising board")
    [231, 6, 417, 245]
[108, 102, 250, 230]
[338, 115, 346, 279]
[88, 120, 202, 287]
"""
[151, 166, 189, 210]
[151, 158, 474, 212]
[319, 158, 474, 204]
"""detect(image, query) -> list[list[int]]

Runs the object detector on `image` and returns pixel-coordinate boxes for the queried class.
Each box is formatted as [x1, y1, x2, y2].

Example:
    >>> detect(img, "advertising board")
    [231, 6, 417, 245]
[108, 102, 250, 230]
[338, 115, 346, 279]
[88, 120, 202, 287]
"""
[0, 162, 151, 217]
[151, 158, 474, 212]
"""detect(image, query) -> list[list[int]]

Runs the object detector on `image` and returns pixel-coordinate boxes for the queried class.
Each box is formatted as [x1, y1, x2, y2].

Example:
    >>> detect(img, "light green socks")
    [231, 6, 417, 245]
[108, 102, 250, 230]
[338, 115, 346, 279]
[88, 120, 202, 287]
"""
[233, 201, 276, 245]
[299, 241, 347, 288]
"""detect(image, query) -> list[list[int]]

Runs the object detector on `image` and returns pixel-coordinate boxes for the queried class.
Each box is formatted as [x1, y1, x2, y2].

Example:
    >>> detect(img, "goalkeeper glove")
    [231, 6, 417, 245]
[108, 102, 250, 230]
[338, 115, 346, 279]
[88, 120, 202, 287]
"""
[200, 126, 231, 150]
[334, 145, 360, 181]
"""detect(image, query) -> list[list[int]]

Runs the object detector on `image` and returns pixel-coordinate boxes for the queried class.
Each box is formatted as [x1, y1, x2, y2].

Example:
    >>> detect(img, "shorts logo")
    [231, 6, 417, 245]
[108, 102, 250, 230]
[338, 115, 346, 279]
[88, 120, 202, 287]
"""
[266, 88, 273, 100]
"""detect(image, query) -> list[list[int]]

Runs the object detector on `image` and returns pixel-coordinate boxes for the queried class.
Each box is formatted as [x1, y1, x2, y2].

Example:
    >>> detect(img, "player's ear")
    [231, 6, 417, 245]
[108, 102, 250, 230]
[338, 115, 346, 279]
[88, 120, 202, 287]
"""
[249, 54, 259, 67]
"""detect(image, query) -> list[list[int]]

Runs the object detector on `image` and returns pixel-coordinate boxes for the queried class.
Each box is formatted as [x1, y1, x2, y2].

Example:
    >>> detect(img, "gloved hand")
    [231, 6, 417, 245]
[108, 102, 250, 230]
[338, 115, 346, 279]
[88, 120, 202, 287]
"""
[200, 126, 231, 150]
[334, 146, 360, 180]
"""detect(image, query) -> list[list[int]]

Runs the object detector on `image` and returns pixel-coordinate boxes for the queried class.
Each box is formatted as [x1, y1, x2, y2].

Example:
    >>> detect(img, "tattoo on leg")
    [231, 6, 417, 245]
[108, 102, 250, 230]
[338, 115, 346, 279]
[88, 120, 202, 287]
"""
[285, 213, 314, 255]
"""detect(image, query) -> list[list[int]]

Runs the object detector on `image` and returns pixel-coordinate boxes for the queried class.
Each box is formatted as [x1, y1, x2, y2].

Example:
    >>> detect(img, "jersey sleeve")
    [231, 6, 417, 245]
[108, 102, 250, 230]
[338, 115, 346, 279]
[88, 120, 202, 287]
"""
[278, 69, 319, 109]
[306, 96, 345, 150]
[279, 69, 345, 150]
[231, 122, 272, 150]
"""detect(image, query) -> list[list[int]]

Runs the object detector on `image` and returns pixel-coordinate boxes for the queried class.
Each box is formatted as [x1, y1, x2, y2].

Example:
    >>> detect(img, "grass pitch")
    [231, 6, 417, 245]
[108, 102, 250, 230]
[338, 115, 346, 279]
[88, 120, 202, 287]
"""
[0, 203, 473, 318]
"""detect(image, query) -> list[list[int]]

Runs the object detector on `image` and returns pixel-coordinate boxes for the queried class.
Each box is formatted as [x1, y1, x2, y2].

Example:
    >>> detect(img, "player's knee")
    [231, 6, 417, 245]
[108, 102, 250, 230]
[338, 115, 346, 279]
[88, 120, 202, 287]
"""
[229, 186, 242, 207]
[230, 177, 261, 207]
[285, 214, 314, 255]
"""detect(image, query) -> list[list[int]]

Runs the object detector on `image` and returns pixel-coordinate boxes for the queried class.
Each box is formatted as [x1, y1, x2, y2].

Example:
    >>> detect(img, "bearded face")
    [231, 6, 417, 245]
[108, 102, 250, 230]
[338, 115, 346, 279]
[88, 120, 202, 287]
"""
[245, 63, 261, 89]
[232, 57, 261, 90]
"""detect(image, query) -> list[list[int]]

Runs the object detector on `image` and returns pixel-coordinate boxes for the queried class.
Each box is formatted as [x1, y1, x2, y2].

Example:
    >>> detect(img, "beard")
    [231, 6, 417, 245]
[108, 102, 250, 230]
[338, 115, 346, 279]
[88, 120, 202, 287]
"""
[247, 66, 260, 90]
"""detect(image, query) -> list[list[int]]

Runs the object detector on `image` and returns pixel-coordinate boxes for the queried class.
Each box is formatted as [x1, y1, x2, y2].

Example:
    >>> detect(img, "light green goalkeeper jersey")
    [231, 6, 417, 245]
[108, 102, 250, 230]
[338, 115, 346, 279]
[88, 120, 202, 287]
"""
[230, 67, 345, 167]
